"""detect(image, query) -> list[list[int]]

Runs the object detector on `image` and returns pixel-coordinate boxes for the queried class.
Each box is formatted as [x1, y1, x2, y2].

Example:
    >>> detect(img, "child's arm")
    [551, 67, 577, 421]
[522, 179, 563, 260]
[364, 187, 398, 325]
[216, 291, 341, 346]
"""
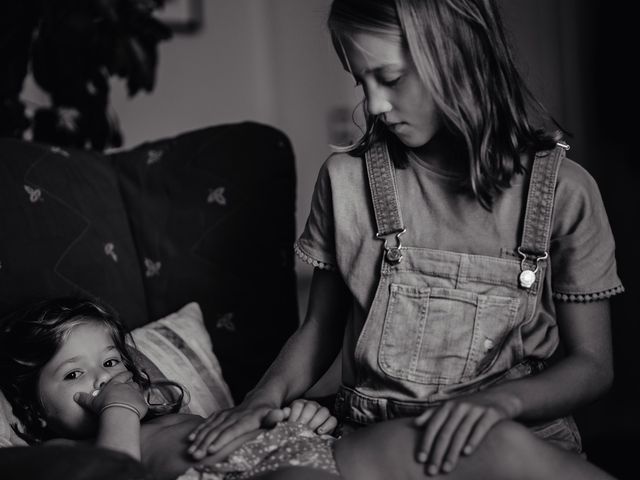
[74, 371, 149, 460]
[413, 300, 613, 475]
[95, 404, 143, 460]
[187, 268, 350, 459]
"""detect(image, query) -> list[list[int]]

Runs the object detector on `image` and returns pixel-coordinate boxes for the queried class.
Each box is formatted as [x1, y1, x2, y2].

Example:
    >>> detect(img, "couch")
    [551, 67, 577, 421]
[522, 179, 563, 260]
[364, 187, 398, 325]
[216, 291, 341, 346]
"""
[0, 122, 300, 478]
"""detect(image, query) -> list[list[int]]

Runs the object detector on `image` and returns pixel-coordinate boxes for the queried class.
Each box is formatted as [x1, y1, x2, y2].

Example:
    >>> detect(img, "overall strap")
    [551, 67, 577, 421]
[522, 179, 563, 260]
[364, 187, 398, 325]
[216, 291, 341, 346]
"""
[365, 142, 405, 263]
[517, 142, 568, 288]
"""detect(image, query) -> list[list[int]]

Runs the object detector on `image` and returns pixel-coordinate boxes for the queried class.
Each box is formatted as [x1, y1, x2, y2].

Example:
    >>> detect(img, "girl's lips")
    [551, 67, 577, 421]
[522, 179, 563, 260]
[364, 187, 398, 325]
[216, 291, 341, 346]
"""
[389, 122, 408, 133]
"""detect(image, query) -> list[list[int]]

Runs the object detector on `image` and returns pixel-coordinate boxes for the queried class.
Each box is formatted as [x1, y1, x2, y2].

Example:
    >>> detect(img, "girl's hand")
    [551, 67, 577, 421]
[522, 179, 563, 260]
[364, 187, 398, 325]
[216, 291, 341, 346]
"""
[187, 403, 278, 459]
[414, 391, 520, 476]
[282, 399, 337, 435]
[73, 371, 148, 420]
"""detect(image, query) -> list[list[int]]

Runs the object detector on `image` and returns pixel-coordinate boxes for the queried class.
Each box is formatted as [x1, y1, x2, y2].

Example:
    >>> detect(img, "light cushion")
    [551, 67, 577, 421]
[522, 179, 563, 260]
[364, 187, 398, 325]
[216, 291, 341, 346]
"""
[0, 301, 233, 447]
[129, 302, 234, 417]
[0, 389, 27, 447]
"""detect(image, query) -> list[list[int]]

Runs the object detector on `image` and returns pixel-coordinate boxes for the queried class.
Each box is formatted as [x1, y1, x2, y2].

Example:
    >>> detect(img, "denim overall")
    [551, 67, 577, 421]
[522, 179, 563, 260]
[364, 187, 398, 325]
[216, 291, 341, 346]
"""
[334, 142, 581, 450]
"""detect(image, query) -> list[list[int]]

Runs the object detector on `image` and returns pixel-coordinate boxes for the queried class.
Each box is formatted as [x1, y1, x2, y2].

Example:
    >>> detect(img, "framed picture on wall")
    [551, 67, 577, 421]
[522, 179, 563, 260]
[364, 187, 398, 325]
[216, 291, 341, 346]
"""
[155, 0, 203, 34]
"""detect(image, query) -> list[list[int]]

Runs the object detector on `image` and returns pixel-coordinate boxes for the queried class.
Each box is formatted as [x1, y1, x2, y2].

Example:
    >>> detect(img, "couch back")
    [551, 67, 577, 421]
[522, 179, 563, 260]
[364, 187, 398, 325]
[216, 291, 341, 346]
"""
[0, 122, 299, 401]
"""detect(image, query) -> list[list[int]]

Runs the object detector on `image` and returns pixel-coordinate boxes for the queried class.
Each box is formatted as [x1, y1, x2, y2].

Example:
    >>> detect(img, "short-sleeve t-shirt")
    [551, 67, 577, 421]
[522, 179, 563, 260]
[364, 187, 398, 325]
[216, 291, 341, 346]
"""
[295, 151, 623, 385]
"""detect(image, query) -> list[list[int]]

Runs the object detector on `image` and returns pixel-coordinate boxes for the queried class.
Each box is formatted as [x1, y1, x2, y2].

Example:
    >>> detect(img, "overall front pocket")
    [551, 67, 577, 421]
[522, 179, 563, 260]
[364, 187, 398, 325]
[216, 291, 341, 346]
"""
[378, 283, 520, 385]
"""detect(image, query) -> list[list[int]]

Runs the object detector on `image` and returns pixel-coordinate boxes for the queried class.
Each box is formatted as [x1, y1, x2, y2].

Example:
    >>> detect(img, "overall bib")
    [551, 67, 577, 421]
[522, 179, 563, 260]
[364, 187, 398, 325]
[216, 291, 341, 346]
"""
[334, 142, 582, 452]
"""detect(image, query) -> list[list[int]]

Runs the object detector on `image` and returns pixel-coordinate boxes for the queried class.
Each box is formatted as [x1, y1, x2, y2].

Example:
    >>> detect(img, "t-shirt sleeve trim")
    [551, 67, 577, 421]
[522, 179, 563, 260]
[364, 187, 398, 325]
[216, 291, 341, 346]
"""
[552, 284, 625, 302]
[294, 240, 337, 271]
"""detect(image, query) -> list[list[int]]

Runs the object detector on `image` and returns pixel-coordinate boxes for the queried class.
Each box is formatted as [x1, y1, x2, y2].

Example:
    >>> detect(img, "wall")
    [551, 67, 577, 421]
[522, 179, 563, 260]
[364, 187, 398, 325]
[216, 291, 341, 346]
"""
[105, 0, 357, 296]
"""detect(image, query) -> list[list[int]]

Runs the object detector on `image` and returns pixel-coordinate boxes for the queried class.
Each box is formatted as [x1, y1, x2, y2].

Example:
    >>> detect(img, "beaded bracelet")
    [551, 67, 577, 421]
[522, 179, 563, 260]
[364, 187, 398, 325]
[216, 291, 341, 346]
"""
[99, 402, 142, 419]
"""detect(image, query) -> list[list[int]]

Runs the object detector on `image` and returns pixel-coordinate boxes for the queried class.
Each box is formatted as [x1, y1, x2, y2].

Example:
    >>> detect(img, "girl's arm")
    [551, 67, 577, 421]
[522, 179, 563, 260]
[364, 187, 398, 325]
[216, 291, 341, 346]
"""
[74, 372, 149, 460]
[187, 267, 350, 458]
[95, 406, 142, 460]
[414, 300, 613, 475]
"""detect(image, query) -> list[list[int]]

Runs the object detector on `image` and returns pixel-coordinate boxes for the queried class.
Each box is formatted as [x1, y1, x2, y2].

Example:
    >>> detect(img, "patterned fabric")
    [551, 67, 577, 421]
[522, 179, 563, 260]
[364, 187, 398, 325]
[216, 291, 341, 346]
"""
[130, 302, 234, 417]
[177, 423, 339, 480]
[0, 140, 147, 327]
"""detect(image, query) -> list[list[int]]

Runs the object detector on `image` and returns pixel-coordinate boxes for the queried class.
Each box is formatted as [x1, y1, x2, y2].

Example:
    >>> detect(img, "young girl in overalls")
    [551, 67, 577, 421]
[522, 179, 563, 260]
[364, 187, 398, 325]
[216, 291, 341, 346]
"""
[188, 1, 623, 478]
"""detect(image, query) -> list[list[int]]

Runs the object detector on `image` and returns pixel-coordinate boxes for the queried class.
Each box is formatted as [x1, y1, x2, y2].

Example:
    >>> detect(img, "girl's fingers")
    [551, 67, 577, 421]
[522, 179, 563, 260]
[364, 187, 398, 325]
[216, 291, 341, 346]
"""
[206, 416, 262, 454]
[287, 400, 305, 423]
[441, 408, 484, 473]
[262, 408, 287, 427]
[296, 401, 320, 425]
[415, 405, 450, 465]
[414, 408, 435, 427]
[425, 405, 469, 475]
[188, 412, 227, 441]
[306, 406, 331, 431]
[188, 421, 226, 455]
[114, 371, 134, 383]
[73, 391, 93, 409]
[189, 417, 245, 458]
[463, 411, 502, 455]
[189, 414, 239, 455]
[317, 415, 338, 435]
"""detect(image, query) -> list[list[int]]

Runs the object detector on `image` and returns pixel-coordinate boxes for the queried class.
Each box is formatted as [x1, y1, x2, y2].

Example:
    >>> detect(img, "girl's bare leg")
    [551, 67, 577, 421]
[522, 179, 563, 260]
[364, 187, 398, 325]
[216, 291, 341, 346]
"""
[333, 418, 617, 480]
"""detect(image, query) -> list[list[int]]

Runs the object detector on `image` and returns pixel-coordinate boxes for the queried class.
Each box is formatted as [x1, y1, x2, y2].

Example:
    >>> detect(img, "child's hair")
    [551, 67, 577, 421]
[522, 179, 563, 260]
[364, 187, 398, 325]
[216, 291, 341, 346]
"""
[0, 297, 184, 444]
[328, 0, 563, 208]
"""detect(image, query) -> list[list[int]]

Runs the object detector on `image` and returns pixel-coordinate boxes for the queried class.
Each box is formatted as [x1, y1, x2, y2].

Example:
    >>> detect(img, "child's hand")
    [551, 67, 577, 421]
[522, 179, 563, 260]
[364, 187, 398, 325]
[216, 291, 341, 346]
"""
[74, 371, 148, 420]
[413, 391, 518, 476]
[282, 399, 337, 435]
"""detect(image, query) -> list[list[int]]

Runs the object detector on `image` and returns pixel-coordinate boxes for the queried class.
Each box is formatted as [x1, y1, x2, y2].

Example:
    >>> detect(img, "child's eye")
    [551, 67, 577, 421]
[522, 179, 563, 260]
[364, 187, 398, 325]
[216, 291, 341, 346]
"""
[382, 76, 402, 87]
[64, 370, 83, 381]
[104, 358, 121, 368]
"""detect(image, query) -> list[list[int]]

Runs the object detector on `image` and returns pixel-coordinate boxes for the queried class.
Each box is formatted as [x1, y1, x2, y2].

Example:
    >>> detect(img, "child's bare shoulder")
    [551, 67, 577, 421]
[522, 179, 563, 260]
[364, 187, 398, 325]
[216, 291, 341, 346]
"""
[142, 412, 202, 431]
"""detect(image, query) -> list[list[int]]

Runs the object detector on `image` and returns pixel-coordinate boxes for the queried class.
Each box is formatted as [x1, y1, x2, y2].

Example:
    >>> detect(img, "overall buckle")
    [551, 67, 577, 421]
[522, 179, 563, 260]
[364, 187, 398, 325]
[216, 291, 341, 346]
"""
[517, 247, 548, 289]
[377, 229, 406, 264]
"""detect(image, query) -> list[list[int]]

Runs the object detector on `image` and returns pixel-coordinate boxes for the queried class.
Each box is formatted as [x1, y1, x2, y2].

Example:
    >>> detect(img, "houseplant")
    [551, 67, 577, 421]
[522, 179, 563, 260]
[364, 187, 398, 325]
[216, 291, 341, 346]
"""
[0, 0, 172, 150]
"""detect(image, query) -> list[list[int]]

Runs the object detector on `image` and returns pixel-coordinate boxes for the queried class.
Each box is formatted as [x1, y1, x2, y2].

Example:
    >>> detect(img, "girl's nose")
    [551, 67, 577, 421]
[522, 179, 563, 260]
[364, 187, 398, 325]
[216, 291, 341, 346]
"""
[94, 369, 112, 389]
[366, 92, 392, 116]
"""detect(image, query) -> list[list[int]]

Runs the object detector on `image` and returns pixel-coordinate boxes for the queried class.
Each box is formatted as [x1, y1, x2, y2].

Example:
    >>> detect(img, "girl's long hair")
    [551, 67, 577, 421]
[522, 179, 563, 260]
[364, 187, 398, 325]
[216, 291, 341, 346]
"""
[328, 0, 563, 209]
[0, 297, 184, 444]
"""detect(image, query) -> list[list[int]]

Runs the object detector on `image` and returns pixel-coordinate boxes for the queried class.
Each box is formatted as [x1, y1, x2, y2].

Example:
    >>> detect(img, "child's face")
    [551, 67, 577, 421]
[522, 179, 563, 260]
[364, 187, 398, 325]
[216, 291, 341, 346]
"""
[341, 32, 440, 148]
[37, 321, 129, 438]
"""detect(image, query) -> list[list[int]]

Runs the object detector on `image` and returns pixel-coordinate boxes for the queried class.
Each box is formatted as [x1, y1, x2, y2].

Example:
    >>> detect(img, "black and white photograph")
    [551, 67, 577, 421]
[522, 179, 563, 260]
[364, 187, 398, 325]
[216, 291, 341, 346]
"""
[0, 1, 636, 479]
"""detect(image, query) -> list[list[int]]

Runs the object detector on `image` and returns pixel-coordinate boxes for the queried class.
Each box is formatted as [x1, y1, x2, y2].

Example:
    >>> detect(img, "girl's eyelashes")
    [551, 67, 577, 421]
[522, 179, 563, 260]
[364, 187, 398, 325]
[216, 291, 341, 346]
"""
[64, 370, 83, 381]
[61, 357, 121, 380]
[381, 76, 402, 87]
[103, 358, 121, 368]
[352, 76, 403, 88]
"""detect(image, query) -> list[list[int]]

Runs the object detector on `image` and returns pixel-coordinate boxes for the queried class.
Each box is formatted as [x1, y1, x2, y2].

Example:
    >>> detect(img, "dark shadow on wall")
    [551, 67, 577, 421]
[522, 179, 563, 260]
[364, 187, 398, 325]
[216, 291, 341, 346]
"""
[570, 2, 638, 479]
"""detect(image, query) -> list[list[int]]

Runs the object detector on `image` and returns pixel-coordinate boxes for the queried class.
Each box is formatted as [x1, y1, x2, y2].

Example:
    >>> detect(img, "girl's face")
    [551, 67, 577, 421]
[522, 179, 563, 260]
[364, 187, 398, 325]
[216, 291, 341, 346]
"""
[342, 32, 440, 148]
[37, 322, 128, 438]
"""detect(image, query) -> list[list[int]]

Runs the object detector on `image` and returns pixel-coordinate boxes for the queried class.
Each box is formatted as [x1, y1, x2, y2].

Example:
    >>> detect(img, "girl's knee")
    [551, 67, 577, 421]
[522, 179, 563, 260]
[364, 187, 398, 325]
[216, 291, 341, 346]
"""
[479, 420, 538, 469]
[486, 420, 533, 448]
[334, 418, 419, 480]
